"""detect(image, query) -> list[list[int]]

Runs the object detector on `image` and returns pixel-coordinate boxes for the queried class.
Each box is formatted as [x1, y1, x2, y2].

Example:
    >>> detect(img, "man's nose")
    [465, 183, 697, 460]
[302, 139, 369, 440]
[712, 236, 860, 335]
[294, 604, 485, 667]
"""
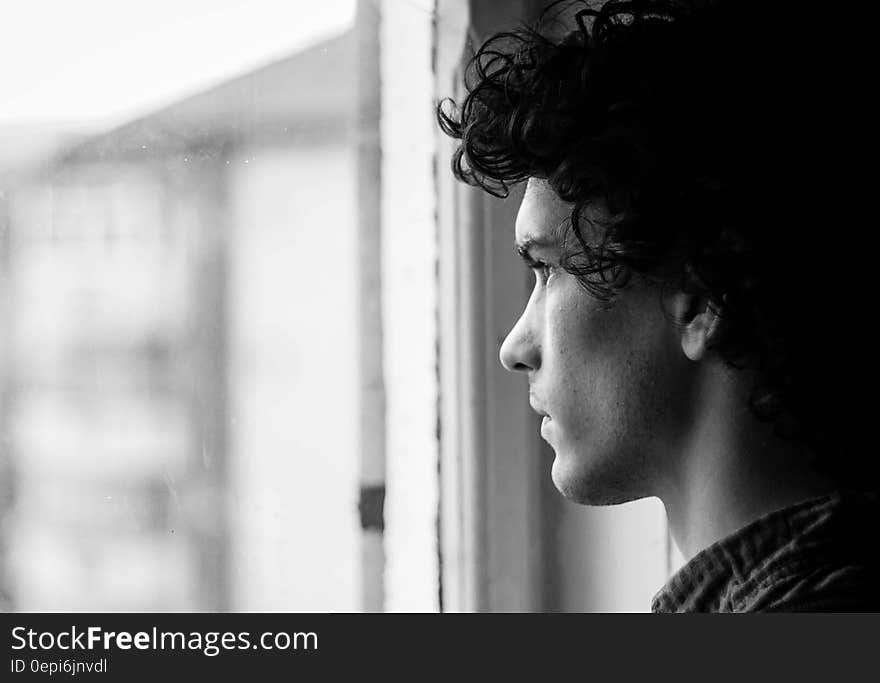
[499, 312, 540, 373]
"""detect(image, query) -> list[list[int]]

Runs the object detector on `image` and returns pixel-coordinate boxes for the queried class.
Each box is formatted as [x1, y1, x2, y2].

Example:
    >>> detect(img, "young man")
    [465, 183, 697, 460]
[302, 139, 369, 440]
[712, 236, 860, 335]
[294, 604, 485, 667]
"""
[438, 0, 878, 611]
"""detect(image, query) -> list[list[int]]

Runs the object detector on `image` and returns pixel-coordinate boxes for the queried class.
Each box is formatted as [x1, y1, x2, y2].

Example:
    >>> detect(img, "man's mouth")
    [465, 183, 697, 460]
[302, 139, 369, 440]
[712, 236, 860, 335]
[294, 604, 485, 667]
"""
[529, 395, 548, 418]
[539, 414, 552, 442]
[530, 404, 548, 418]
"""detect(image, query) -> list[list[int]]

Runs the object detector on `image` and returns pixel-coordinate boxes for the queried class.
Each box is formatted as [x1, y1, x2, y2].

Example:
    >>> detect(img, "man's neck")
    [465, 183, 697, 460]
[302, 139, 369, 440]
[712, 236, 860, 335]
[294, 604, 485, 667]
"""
[659, 363, 837, 561]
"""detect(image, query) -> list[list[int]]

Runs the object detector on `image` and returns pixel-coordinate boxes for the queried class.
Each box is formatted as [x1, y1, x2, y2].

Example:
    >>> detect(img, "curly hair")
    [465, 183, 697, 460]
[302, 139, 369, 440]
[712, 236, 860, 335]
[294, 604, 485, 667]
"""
[437, 0, 863, 476]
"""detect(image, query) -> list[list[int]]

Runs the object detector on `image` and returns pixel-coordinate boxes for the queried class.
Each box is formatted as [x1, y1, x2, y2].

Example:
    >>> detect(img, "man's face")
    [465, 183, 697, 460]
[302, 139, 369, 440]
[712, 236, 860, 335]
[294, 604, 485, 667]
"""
[499, 179, 697, 505]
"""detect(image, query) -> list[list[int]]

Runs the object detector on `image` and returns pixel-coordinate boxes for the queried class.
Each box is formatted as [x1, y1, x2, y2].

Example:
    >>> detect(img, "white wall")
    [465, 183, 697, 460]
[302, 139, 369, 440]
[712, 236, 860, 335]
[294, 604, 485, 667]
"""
[554, 498, 670, 612]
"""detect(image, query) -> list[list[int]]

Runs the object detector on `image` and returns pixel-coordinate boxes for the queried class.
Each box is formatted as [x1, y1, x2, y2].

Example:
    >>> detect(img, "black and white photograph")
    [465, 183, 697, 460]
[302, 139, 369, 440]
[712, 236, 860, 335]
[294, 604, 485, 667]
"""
[0, 0, 876, 634]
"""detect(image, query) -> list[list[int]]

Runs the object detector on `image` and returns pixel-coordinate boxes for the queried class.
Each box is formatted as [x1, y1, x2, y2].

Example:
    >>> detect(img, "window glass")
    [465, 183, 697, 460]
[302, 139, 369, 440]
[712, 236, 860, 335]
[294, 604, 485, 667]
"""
[0, 0, 361, 611]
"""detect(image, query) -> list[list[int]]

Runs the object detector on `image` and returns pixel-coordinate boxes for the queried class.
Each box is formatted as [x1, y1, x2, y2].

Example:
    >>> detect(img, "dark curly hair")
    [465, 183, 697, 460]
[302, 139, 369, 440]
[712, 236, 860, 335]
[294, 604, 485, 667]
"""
[438, 0, 866, 480]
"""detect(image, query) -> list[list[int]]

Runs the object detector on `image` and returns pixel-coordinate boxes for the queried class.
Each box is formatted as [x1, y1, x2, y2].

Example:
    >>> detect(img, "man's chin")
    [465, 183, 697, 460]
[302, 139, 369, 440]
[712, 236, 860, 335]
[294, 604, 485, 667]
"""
[550, 456, 643, 507]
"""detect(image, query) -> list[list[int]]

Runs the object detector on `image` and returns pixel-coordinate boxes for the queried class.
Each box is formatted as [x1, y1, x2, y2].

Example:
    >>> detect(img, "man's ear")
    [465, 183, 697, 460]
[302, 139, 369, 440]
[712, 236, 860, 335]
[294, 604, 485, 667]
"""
[671, 292, 723, 362]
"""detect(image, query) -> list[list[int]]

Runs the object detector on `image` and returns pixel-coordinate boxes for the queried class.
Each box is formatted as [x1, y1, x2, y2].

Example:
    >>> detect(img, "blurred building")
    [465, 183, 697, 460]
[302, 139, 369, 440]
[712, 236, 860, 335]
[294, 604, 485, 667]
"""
[0, 31, 361, 611]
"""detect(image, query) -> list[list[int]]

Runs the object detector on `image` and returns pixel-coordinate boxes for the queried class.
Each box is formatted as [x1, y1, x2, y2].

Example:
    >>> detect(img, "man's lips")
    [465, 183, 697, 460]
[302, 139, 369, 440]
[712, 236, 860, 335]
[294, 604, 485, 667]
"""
[539, 414, 552, 442]
[530, 397, 553, 441]
[529, 396, 549, 418]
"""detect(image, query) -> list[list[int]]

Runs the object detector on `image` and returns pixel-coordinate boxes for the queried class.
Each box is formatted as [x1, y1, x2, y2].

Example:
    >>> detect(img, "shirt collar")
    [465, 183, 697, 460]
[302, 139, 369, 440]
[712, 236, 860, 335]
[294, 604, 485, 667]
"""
[652, 490, 876, 612]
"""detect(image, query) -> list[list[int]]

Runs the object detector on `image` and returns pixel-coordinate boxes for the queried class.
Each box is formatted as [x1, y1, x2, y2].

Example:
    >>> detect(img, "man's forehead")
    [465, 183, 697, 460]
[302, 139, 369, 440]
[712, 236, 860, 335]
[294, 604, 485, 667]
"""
[515, 178, 571, 248]
[516, 178, 615, 251]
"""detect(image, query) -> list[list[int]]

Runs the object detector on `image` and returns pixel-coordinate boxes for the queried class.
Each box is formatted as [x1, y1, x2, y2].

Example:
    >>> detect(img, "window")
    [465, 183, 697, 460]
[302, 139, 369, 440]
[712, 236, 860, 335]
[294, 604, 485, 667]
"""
[0, 0, 365, 612]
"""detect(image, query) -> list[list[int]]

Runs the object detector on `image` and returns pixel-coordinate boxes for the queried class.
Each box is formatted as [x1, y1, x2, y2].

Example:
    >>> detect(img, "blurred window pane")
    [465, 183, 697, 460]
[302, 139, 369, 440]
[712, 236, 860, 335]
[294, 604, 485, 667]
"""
[0, 1, 362, 611]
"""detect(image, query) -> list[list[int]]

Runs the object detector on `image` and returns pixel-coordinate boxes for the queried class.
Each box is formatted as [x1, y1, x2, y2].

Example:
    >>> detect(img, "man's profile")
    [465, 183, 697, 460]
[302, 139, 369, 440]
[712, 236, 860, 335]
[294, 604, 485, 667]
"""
[438, 0, 878, 612]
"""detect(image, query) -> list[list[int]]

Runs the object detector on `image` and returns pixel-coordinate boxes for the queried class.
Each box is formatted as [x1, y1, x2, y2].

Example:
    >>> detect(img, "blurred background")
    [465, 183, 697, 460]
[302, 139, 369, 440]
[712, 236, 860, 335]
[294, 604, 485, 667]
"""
[0, 0, 677, 612]
[1, 0, 362, 611]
